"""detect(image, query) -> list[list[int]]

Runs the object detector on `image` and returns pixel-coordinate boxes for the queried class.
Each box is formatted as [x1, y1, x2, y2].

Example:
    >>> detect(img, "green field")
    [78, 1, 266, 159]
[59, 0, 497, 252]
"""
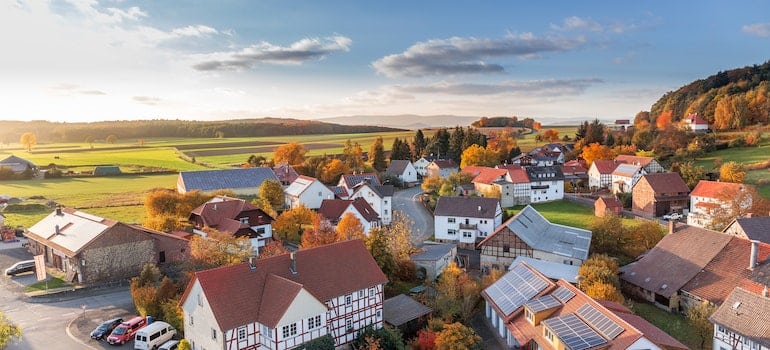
[630, 302, 702, 349]
[505, 200, 637, 230]
[694, 136, 770, 198]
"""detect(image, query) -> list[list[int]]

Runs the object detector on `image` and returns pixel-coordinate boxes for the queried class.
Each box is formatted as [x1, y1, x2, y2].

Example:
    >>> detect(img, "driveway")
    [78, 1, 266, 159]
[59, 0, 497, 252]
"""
[393, 186, 433, 246]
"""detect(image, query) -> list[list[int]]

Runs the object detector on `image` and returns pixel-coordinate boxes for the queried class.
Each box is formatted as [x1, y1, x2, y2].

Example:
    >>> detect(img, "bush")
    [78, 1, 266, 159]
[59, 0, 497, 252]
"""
[729, 136, 747, 148]
[295, 334, 335, 350]
[44, 169, 63, 178]
[3, 204, 48, 213]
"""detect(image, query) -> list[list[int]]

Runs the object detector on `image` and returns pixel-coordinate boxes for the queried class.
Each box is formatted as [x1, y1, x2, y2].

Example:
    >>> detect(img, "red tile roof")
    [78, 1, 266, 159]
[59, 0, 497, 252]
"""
[189, 196, 274, 236]
[615, 155, 655, 168]
[430, 159, 458, 169]
[591, 160, 619, 174]
[686, 113, 708, 125]
[596, 196, 623, 209]
[497, 164, 530, 183]
[464, 167, 508, 184]
[597, 300, 689, 350]
[318, 198, 379, 222]
[180, 239, 387, 331]
[636, 173, 690, 194]
[691, 180, 745, 198]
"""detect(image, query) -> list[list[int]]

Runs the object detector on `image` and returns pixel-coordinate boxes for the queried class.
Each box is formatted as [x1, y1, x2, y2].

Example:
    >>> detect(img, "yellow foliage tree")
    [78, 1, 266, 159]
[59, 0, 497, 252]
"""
[460, 144, 499, 168]
[273, 142, 307, 165]
[301, 218, 339, 249]
[190, 229, 253, 269]
[719, 161, 746, 183]
[584, 282, 624, 303]
[434, 322, 481, 350]
[272, 205, 316, 242]
[580, 142, 615, 167]
[320, 158, 350, 184]
[336, 212, 365, 241]
[19, 132, 36, 152]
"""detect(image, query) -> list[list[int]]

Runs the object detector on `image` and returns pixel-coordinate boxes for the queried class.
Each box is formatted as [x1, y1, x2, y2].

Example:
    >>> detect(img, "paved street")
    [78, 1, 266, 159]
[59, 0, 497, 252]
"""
[393, 185, 433, 246]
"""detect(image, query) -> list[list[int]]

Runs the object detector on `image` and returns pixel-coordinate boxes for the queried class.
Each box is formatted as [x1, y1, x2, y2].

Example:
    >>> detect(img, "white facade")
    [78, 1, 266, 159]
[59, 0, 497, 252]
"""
[588, 163, 613, 189]
[611, 168, 646, 194]
[413, 157, 431, 177]
[285, 177, 334, 210]
[529, 179, 564, 203]
[182, 281, 225, 350]
[391, 161, 418, 183]
[712, 324, 768, 350]
[434, 207, 502, 244]
[349, 184, 392, 225]
[192, 223, 272, 254]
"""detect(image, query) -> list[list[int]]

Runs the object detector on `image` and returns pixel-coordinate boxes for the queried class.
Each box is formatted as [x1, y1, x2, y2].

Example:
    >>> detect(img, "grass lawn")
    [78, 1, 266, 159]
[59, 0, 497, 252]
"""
[504, 200, 636, 230]
[25, 276, 70, 292]
[694, 138, 770, 199]
[630, 301, 704, 350]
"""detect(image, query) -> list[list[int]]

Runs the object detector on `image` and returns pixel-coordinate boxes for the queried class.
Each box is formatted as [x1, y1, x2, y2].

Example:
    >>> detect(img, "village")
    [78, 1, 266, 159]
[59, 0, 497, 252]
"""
[0, 113, 768, 350]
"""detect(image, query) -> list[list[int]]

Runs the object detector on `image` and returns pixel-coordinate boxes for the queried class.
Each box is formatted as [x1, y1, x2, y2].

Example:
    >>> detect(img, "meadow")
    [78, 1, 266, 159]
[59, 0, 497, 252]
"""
[694, 136, 770, 198]
[505, 200, 638, 230]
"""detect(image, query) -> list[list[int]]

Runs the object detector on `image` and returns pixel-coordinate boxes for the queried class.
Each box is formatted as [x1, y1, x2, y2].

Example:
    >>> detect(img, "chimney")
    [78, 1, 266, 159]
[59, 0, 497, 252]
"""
[668, 220, 675, 235]
[289, 252, 297, 275]
[248, 256, 256, 270]
[750, 240, 760, 270]
[763, 286, 769, 298]
[213, 203, 217, 211]
[55, 225, 60, 235]
[55, 206, 62, 216]
[477, 205, 482, 212]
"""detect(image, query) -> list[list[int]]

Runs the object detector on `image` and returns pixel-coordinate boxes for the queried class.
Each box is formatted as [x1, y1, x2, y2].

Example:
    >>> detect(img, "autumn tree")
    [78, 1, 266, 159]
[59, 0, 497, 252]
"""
[421, 175, 443, 194]
[353, 326, 406, 350]
[487, 129, 518, 162]
[589, 213, 629, 256]
[105, 134, 118, 144]
[623, 221, 664, 258]
[542, 129, 560, 142]
[578, 254, 623, 303]
[320, 158, 350, 184]
[434, 322, 481, 350]
[0, 311, 21, 348]
[177, 339, 192, 350]
[433, 262, 480, 323]
[672, 161, 707, 189]
[532, 121, 542, 131]
[301, 218, 339, 249]
[343, 140, 365, 172]
[369, 136, 387, 172]
[247, 154, 268, 167]
[272, 205, 316, 242]
[460, 144, 499, 168]
[259, 240, 290, 259]
[655, 110, 673, 129]
[365, 227, 397, 279]
[190, 229, 252, 269]
[19, 132, 36, 152]
[687, 302, 717, 350]
[259, 179, 285, 210]
[580, 143, 615, 168]
[633, 111, 650, 128]
[710, 185, 769, 231]
[336, 212, 365, 241]
[273, 142, 307, 165]
[719, 161, 746, 183]
[584, 282, 624, 303]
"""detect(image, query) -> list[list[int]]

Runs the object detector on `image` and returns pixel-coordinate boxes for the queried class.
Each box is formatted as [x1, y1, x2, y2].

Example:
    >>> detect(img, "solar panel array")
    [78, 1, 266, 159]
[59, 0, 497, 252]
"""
[576, 304, 624, 340]
[542, 314, 607, 350]
[552, 286, 576, 303]
[485, 264, 550, 316]
[525, 295, 561, 313]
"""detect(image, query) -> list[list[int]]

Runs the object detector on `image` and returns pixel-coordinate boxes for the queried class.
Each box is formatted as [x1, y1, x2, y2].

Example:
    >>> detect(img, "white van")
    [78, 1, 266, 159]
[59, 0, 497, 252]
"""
[134, 321, 176, 350]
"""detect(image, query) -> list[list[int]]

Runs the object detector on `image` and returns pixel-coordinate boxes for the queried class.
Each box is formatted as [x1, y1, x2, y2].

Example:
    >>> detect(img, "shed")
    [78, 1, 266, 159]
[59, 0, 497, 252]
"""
[383, 294, 432, 338]
[595, 196, 623, 217]
[93, 166, 122, 176]
[410, 242, 457, 280]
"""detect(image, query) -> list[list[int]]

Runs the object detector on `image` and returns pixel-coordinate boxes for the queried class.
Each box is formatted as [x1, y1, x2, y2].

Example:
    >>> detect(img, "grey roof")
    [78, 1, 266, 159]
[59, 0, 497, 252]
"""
[93, 166, 121, 176]
[411, 243, 455, 262]
[511, 256, 581, 283]
[385, 160, 412, 176]
[179, 168, 278, 192]
[526, 165, 564, 181]
[709, 287, 770, 347]
[732, 217, 770, 243]
[434, 196, 500, 219]
[0, 155, 35, 167]
[383, 294, 432, 327]
[502, 205, 591, 261]
[352, 182, 394, 198]
[341, 174, 380, 188]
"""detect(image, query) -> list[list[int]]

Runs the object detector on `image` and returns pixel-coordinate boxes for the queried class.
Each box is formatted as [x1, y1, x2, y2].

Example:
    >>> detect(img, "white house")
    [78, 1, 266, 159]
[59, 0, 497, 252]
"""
[425, 160, 459, 179]
[684, 113, 709, 132]
[688, 180, 749, 229]
[284, 176, 335, 210]
[434, 197, 502, 248]
[348, 181, 394, 225]
[318, 198, 381, 234]
[384, 160, 418, 184]
[338, 173, 380, 192]
[189, 196, 275, 253]
[614, 155, 665, 174]
[587, 160, 618, 190]
[413, 157, 435, 177]
[709, 287, 770, 350]
[611, 163, 646, 194]
[180, 240, 388, 350]
[462, 166, 514, 207]
[526, 166, 564, 203]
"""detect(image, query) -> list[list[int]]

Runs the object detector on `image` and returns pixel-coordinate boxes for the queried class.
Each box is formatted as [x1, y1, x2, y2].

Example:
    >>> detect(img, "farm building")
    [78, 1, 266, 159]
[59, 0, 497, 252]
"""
[93, 166, 122, 176]
[176, 167, 279, 195]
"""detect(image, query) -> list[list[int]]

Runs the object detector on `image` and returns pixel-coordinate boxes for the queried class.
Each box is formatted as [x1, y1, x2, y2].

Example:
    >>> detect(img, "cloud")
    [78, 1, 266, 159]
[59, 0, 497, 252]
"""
[132, 96, 161, 105]
[47, 83, 106, 96]
[392, 78, 602, 96]
[192, 36, 352, 71]
[551, 16, 603, 32]
[551, 15, 661, 34]
[743, 23, 770, 37]
[171, 25, 219, 38]
[65, 0, 147, 24]
[372, 33, 585, 78]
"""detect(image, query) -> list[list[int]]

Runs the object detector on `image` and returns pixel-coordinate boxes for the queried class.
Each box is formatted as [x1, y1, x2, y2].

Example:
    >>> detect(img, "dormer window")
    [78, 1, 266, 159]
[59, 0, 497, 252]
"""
[525, 308, 534, 324]
[544, 327, 554, 342]
[239, 217, 249, 224]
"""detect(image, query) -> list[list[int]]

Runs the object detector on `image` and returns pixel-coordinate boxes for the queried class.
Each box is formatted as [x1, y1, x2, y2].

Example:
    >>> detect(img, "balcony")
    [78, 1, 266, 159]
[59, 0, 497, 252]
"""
[459, 223, 478, 230]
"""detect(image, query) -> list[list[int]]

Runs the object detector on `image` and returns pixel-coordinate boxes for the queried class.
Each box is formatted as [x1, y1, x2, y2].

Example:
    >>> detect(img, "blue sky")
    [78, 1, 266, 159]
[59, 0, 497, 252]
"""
[1, 0, 769, 124]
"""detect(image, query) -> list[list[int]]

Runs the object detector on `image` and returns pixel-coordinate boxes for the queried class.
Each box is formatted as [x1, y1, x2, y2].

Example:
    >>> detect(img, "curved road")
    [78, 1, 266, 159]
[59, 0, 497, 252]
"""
[393, 186, 433, 247]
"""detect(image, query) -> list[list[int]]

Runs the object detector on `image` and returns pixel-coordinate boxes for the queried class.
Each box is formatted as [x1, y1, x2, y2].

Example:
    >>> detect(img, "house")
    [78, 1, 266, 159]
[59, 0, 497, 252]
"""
[526, 166, 564, 203]
[25, 207, 185, 284]
[413, 156, 436, 177]
[338, 173, 380, 192]
[189, 196, 275, 252]
[596, 300, 689, 350]
[723, 216, 770, 244]
[483, 261, 686, 350]
[272, 162, 299, 186]
[478, 205, 591, 271]
[410, 242, 457, 281]
[561, 162, 588, 189]
[382, 294, 432, 339]
[284, 176, 335, 210]
[177, 168, 279, 195]
[348, 180, 394, 225]
[179, 240, 388, 350]
[433, 197, 502, 248]
[588, 160, 619, 190]
[631, 173, 690, 218]
[318, 198, 380, 234]
[614, 155, 665, 174]
[608, 119, 632, 131]
[509, 256, 580, 284]
[93, 165, 121, 176]
[684, 113, 709, 132]
[384, 160, 418, 184]
[463, 166, 514, 207]
[0, 155, 36, 174]
[425, 160, 458, 179]
[688, 180, 748, 229]
[498, 164, 531, 205]
[709, 287, 770, 350]
[611, 163, 646, 194]
[595, 196, 623, 217]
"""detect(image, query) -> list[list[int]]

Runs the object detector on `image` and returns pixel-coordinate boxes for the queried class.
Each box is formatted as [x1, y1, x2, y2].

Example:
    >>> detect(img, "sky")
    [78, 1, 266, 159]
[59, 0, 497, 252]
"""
[2, 0, 770, 125]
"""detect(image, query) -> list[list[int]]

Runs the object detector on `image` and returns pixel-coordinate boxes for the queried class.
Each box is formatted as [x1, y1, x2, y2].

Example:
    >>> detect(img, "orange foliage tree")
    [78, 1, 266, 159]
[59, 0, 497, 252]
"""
[336, 212, 365, 241]
[273, 142, 307, 165]
[320, 158, 350, 184]
[301, 218, 339, 249]
[542, 129, 560, 142]
[272, 205, 316, 242]
[259, 240, 290, 259]
[655, 110, 673, 129]
[580, 142, 615, 167]
[433, 323, 481, 350]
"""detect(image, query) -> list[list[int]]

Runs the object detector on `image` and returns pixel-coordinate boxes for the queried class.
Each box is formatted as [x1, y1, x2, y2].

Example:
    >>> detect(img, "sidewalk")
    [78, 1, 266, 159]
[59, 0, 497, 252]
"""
[67, 301, 135, 350]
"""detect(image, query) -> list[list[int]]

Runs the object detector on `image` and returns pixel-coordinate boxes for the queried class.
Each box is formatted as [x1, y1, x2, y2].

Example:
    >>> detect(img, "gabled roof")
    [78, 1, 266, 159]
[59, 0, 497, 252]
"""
[611, 163, 642, 177]
[0, 155, 35, 167]
[596, 300, 689, 350]
[339, 173, 380, 189]
[615, 155, 656, 168]
[351, 181, 394, 198]
[709, 287, 770, 348]
[328, 186, 349, 198]
[433, 196, 499, 219]
[500, 165, 530, 183]
[510, 256, 580, 283]
[464, 167, 508, 185]
[480, 205, 591, 261]
[635, 172, 690, 194]
[561, 163, 587, 175]
[682, 237, 770, 304]
[272, 162, 299, 184]
[190, 196, 273, 229]
[428, 159, 458, 169]
[179, 168, 278, 192]
[318, 198, 379, 222]
[728, 216, 770, 243]
[596, 196, 623, 209]
[691, 180, 744, 198]
[685, 113, 708, 125]
[384, 160, 412, 176]
[620, 225, 732, 298]
[383, 294, 432, 327]
[285, 175, 319, 197]
[25, 208, 118, 256]
[590, 160, 619, 174]
[180, 240, 387, 331]
[411, 242, 455, 262]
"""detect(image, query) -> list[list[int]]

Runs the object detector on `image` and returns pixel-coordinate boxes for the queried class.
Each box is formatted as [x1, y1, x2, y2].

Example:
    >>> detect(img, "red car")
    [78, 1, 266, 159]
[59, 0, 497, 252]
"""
[107, 316, 147, 345]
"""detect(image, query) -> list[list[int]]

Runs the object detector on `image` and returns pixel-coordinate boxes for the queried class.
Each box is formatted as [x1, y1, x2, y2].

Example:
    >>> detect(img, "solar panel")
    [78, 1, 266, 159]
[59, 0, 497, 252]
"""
[525, 295, 561, 313]
[552, 286, 576, 303]
[543, 314, 607, 350]
[576, 304, 624, 340]
[484, 263, 550, 316]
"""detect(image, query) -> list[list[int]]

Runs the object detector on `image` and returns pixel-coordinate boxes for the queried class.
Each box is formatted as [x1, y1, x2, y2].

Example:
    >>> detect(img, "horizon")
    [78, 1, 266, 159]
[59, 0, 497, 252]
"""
[2, 1, 769, 124]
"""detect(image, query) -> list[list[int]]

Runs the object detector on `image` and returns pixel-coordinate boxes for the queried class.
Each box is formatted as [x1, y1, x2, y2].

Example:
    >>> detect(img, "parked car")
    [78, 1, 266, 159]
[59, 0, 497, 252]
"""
[107, 316, 147, 345]
[662, 212, 683, 221]
[90, 318, 123, 340]
[134, 321, 176, 350]
[5, 260, 35, 276]
[158, 339, 180, 350]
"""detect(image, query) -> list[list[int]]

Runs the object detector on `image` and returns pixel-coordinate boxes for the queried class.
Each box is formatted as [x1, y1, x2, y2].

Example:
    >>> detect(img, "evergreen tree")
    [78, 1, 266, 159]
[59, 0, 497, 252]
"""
[412, 129, 427, 159]
[390, 138, 411, 160]
[369, 136, 387, 172]
[448, 127, 465, 163]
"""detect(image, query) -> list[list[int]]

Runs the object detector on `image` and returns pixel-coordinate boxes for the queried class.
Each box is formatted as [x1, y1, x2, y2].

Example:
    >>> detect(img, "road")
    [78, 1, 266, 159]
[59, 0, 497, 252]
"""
[0, 242, 134, 350]
[392, 185, 433, 246]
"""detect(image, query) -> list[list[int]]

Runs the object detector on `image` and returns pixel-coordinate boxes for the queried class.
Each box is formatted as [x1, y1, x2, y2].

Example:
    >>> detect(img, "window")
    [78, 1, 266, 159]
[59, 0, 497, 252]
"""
[197, 293, 202, 306]
[384, 209, 388, 215]
[463, 231, 472, 238]
[346, 318, 353, 332]
[447, 217, 455, 223]
[189, 315, 194, 326]
[308, 315, 322, 329]
[238, 327, 246, 341]
[447, 229, 457, 235]
[376, 310, 382, 319]
[358, 290, 365, 298]
[318, 191, 322, 196]
[282, 323, 297, 338]
[384, 200, 388, 204]
[159, 251, 166, 263]
[525, 309, 533, 322]
[544, 328, 554, 342]
[503, 244, 510, 253]
[718, 325, 725, 333]
[211, 328, 217, 340]
[262, 325, 272, 339]
[369, 288, 375, 297]
[346, 295, 352, 305]
[239, 217, 249, 224]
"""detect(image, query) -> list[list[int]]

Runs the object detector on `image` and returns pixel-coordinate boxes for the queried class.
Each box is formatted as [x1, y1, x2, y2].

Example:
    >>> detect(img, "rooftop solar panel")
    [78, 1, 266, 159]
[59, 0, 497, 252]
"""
[543, 314, 607, 350]
[576, 304, 624, 340]
[552, 286, 576, 303]
[525, 295, 561, 313]
[484, 263, 550, 316]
